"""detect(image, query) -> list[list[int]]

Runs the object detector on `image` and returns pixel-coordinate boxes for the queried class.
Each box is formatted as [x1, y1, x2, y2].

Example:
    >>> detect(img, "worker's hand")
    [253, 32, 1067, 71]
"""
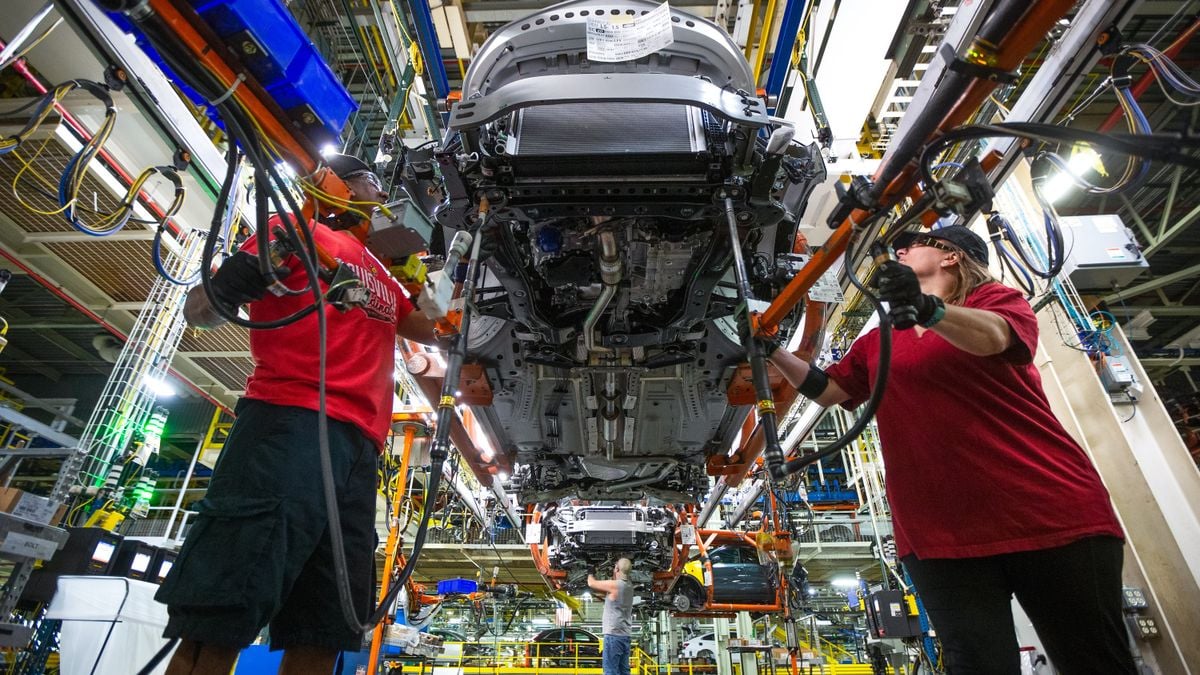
[210, 251, 286, 309]
[756, 336, 783, 359]
[874, 260, 935, 330]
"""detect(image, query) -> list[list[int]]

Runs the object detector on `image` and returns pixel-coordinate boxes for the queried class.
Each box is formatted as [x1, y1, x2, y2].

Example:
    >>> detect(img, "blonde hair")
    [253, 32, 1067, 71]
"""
[615, 558, 632, 580]
[944, 250, 995, 306]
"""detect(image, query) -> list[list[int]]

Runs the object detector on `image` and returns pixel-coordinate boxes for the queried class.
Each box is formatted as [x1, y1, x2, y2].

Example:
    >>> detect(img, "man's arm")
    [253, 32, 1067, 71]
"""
[183, 285, 228, 329]
[397, 310, 438, 345]
[587, 574, 620, 600]
[767, 350, 852, 408]
[927, 304, 1014, 356]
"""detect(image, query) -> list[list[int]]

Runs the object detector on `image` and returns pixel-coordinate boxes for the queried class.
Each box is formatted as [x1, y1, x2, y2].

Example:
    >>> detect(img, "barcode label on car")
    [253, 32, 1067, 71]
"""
[586, 1, 675, 63]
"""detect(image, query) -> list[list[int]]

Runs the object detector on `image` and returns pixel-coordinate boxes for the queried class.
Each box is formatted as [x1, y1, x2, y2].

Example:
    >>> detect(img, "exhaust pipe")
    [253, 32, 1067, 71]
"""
[583, 231, 623, 354]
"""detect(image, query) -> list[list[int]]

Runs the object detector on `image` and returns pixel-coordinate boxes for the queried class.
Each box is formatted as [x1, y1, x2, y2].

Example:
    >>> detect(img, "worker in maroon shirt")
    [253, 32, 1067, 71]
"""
[157, 154, 436, 675]
[767, 225, 1136, 674]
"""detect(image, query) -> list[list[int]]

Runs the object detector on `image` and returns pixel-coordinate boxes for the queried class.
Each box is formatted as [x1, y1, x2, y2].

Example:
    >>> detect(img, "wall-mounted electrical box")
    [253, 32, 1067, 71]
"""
[1060, 214, 1148, 291]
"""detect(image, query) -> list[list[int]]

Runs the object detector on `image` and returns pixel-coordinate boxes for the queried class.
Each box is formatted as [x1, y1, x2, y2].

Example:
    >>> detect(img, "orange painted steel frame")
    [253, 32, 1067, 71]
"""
[755, 0, 1077, 337]
[369, 424, 423, 675]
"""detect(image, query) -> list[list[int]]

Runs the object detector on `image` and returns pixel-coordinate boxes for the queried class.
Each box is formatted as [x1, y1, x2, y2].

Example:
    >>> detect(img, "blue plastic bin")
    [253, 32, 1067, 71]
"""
[266, 49, 358, 142]
[191, 0, 306, 85]
[437, 578, 479, 595]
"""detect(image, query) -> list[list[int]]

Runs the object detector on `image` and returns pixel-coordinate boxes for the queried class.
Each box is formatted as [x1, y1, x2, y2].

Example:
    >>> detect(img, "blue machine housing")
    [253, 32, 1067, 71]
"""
[188, 0, 357, 144]
[107, 0, 357, 146]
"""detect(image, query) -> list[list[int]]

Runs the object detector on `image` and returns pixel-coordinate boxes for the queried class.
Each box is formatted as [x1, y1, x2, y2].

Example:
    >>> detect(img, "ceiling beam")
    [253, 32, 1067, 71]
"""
[21, 230, 156, 244]
[1108, 305, 1200, 317]
[1103, 262, 1200, 303]
[0, 343, 60, 381]
[1140, 357, 1200, 368]
[0, 298, 109, 372]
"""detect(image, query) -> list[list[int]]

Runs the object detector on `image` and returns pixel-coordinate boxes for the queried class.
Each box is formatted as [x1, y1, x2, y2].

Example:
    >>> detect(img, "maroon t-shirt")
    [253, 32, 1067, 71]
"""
[824, 282, 1123, 559]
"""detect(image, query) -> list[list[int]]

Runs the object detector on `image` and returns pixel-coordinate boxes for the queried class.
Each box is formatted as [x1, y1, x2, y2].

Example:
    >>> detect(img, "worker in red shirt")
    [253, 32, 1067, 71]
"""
[767, 226, 1136, 674]
[157, 154, 436, 675]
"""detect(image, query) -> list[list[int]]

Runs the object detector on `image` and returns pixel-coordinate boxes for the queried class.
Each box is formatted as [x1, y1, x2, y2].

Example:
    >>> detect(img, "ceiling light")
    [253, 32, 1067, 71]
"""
[143, 375, 176, 398]
[831, 577, 858, 589]
[1042, 147, 1101, 204]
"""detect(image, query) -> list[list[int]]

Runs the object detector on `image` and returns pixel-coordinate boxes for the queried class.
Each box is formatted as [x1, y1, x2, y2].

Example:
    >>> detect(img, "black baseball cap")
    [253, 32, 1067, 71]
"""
[893, 225, 989, 265]
[323, 153, 374, 180]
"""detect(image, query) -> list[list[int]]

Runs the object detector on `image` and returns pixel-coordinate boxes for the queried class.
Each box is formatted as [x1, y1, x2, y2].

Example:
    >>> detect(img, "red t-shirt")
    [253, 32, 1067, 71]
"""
[824, 282, 1123, 559]
[239, 218, 413, 448]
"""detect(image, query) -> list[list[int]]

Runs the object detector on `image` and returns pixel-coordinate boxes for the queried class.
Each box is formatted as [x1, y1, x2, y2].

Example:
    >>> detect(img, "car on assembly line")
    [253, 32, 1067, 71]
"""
[401, 0, 827, 505]
[671, 544, 779, 611]
[680, 632, 718, 662]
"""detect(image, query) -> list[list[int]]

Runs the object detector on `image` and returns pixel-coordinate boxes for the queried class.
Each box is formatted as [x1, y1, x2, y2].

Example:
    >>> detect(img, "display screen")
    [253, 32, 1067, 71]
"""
[131, 552, 151, 573]
[92, 541, 115, 565]
[157, 560, 173, 580]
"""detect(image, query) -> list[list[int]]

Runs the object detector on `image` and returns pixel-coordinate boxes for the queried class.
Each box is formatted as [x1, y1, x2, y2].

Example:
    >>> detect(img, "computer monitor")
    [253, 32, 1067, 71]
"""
[149, 547, 178, 585]
[23, 528, 124, 603]
[111, 539, 156, 580]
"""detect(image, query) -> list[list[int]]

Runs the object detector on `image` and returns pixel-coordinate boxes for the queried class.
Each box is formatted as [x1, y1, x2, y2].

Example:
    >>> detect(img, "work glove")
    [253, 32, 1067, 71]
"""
[756, 336, 783, 358]
[210, 251, 286, 309]
[874, 260, 938, 330]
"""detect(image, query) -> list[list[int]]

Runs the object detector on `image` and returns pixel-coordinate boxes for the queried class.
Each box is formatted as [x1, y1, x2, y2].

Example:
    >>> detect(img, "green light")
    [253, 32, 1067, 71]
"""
[142, 406, 169, 456]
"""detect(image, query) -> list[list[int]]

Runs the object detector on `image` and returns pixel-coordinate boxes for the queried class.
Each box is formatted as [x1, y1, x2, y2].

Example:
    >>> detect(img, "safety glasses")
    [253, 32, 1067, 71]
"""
[904, 235, 958, 253]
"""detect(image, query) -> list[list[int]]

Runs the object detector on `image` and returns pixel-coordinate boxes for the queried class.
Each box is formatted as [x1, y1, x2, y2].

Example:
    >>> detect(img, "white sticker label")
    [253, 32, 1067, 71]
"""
[1093, 217, 1119, 234]
[680, 524, 696, 545]
[0, 532, 58, 560]
[586, 1, 674, 63]
[524, 522, 542, 545]
[889, 602, 903, 617]
[1106, 247, 1128, 260]
[808, 268, 845, 303]
[13, 494, 57, 525]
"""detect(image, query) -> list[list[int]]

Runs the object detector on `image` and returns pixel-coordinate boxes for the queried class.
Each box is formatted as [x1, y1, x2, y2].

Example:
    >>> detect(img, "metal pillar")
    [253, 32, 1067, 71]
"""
[763, 0, 808, 110]
[736, 611, 758, 675]
[406, 0, 450, 99]
[715, 617, 733, 675]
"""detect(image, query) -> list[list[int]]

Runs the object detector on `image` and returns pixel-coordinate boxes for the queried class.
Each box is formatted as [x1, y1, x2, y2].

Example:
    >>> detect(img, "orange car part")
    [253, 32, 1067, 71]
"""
[406, 353, 511, 483]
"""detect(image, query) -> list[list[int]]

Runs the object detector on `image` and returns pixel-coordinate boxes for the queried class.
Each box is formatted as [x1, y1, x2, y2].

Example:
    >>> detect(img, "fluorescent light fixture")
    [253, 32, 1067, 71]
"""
[831, 577, 859, 589]
[532, 618, 552, 625]
[144, 375, 176, 398]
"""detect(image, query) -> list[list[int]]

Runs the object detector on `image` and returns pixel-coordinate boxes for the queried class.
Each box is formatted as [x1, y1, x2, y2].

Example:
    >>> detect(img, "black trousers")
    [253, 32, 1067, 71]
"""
[902, 536, 1137, 675]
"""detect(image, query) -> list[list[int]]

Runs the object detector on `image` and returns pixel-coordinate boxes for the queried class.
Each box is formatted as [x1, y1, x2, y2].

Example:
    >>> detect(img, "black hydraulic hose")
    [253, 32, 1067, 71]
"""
[135, 637, 179, 675]
[869, 0, 1033, 200]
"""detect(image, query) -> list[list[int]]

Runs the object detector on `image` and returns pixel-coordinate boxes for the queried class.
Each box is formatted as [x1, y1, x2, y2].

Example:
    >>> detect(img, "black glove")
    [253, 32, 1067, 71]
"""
[210, 251, 285, 308]
[874, 260, 938, 329]
[756, 336, 783, 358]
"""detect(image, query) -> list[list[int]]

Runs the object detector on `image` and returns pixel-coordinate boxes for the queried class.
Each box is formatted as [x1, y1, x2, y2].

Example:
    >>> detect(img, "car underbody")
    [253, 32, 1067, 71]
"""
[405, 0, 826, 506]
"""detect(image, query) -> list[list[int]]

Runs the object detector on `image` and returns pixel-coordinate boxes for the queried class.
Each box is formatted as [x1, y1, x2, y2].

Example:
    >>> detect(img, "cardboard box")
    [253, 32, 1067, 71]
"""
[0, 487, 23, 513]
